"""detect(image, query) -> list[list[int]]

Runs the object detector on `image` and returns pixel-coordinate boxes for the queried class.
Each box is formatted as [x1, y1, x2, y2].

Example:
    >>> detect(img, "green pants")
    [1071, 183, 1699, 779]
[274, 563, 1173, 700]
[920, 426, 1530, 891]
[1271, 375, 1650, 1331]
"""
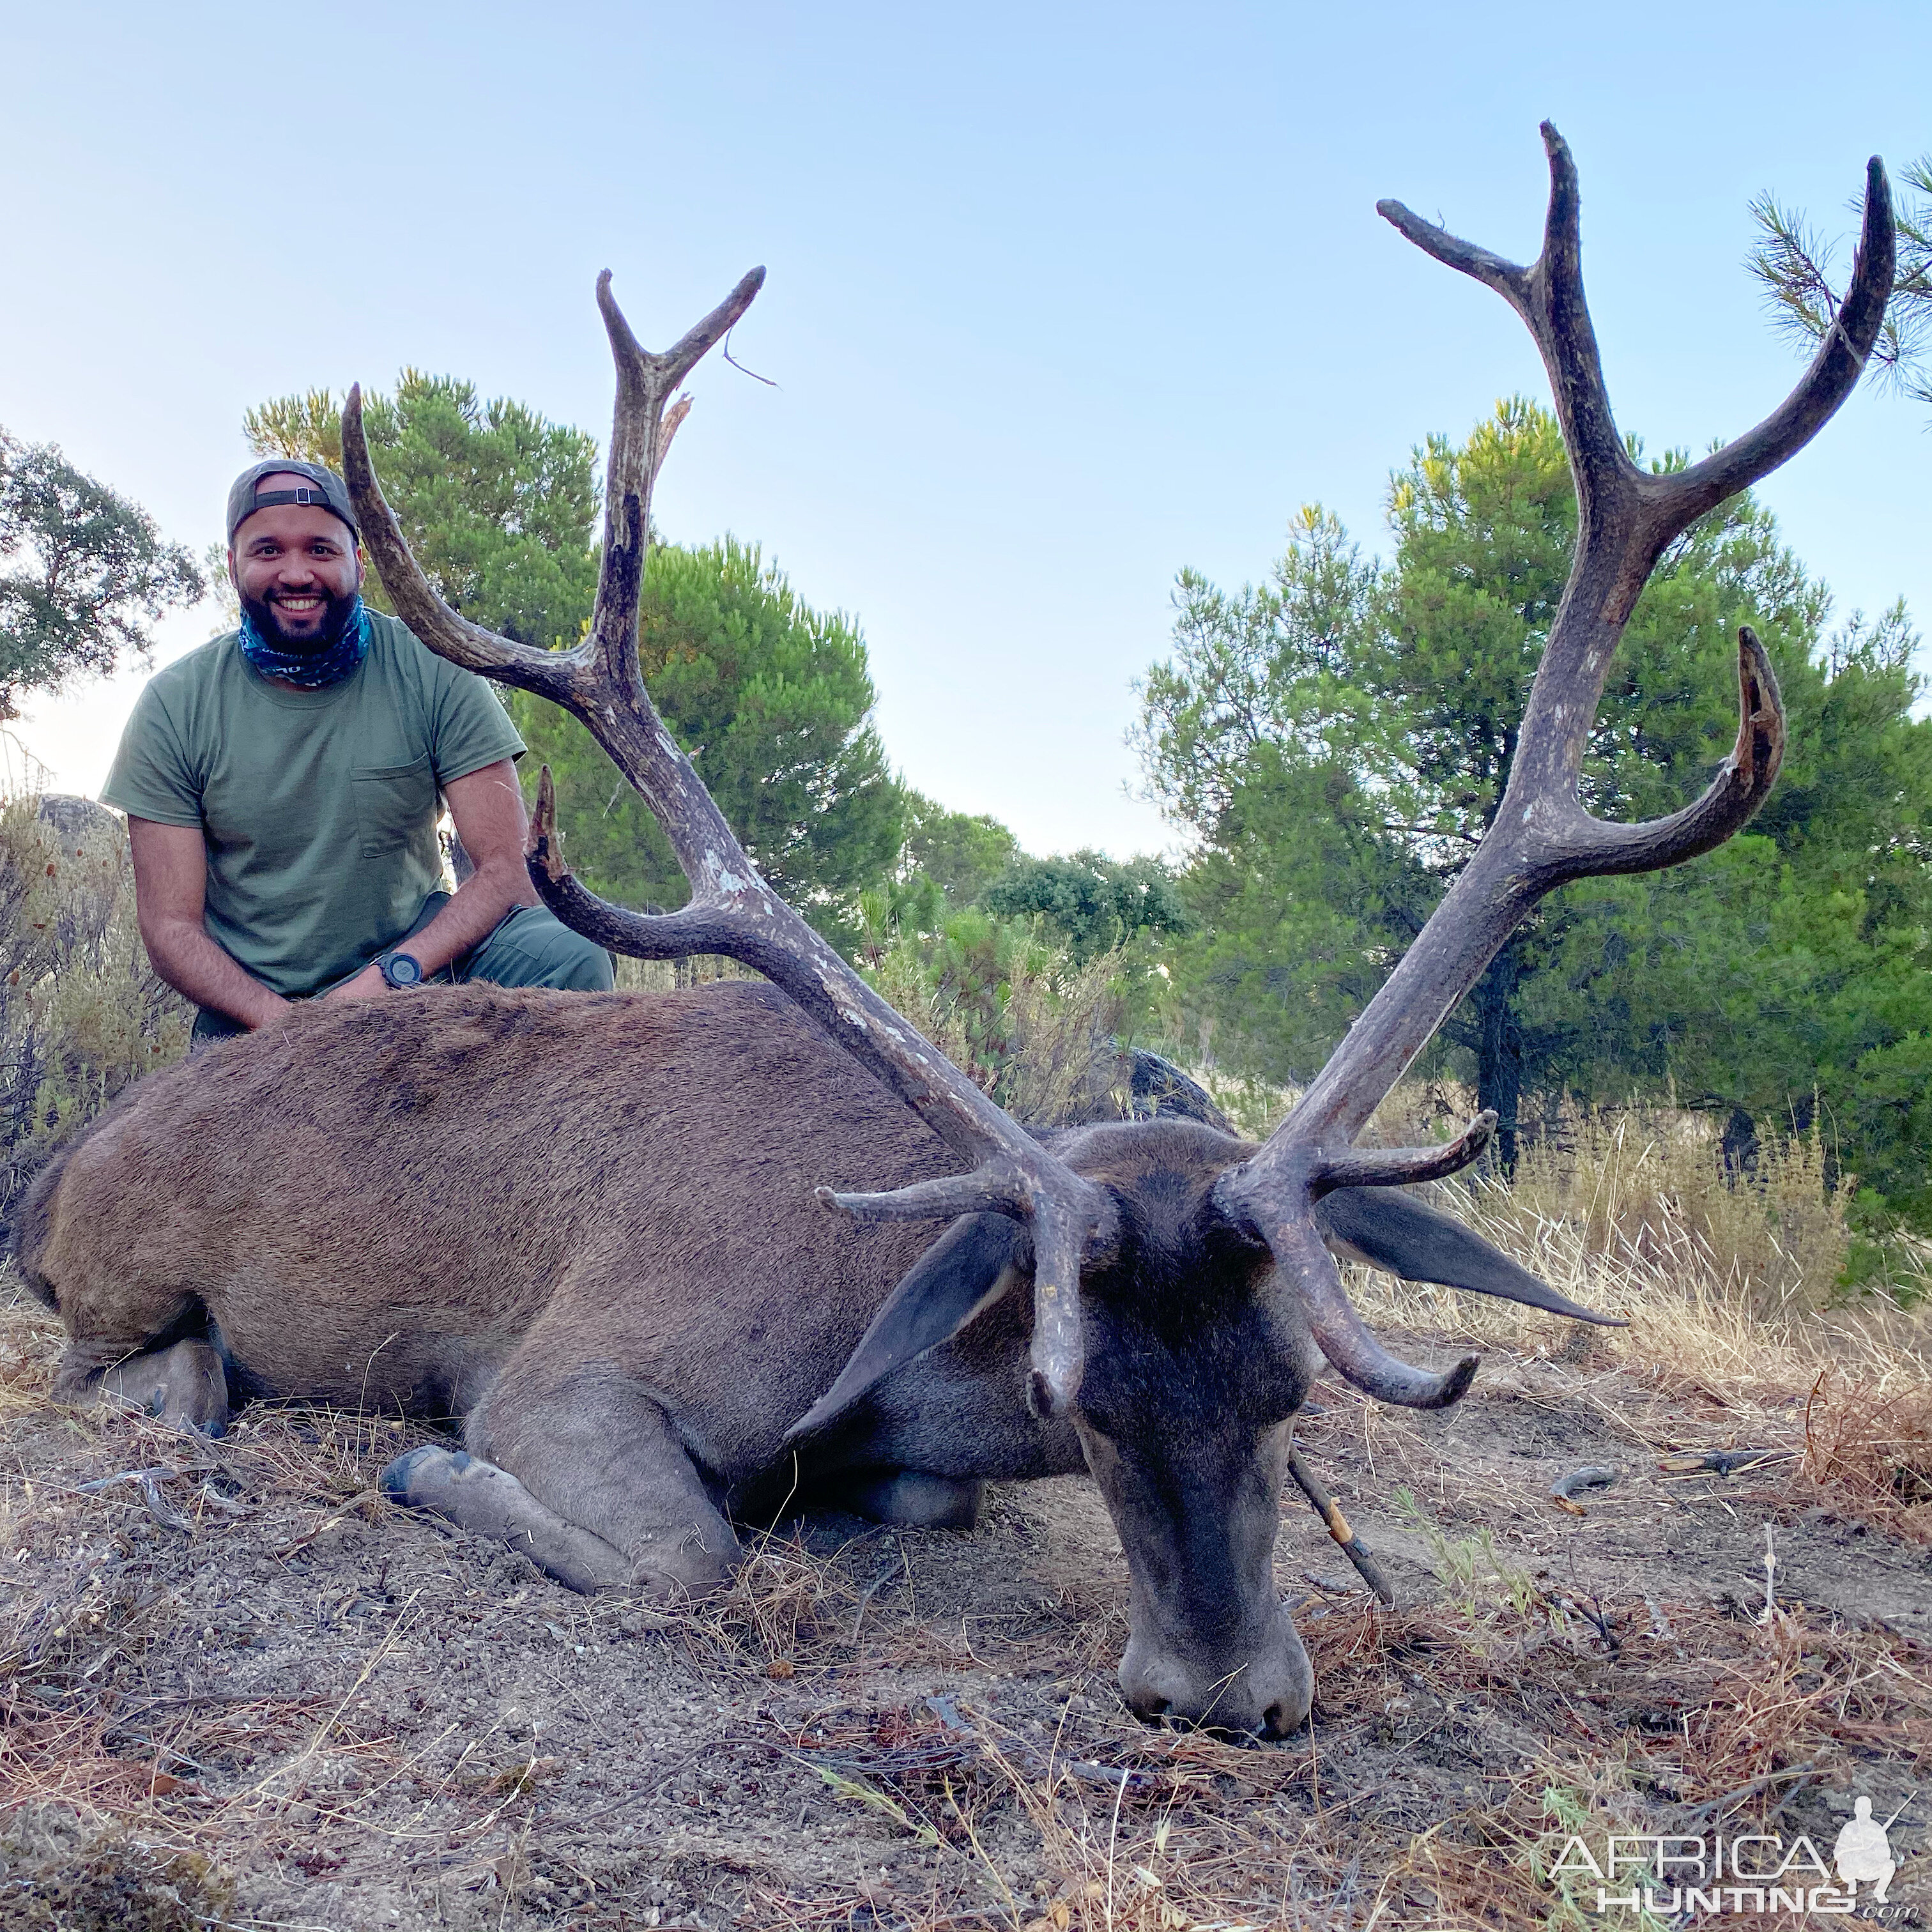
[190, 896, 614, 1048]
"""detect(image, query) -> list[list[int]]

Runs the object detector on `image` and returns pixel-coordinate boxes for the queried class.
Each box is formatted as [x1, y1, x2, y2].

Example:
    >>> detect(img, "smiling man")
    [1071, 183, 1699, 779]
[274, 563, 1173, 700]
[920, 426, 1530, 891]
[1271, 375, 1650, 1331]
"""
[102, 459, 611, 1046]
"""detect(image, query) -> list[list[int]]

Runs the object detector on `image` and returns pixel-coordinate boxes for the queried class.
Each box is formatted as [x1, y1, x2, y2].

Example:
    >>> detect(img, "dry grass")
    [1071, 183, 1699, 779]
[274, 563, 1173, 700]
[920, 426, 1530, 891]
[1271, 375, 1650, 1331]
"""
[1, 1265, 1928, 1928]
[1325, 1104, 1932, 1545]
[1204, 1086, 1932, 1413]
[617, 932, 1132, 1131]
[0, 1805, 237, 1932]
[1390, 1598, 1932, 1931]
[1797, 1369, 1932, 1545]
[0, 795, 188, 1213]
[865, 930, 1130, 1130]
[744, 1584, 1932, 1931]
[3, 852, 1928, 1925]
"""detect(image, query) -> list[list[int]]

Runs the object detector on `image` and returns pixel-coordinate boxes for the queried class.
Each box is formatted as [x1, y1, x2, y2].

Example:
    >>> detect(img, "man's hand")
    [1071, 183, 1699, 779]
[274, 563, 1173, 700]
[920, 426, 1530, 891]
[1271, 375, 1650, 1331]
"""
[322, 962, 388, 1004]
[126, 818, 293, 1027]
[375, 761, 537, 979]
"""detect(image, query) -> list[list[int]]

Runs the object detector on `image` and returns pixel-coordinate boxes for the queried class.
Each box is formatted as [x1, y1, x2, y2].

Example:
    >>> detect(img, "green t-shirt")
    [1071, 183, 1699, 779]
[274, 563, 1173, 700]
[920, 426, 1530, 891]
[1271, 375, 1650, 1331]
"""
[101, 613, 525, 998]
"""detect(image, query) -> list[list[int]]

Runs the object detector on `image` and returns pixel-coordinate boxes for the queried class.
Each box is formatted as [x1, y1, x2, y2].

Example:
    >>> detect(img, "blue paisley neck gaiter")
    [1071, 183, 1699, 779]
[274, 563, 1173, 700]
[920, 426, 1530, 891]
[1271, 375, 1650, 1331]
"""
[238, 597, 372, 689]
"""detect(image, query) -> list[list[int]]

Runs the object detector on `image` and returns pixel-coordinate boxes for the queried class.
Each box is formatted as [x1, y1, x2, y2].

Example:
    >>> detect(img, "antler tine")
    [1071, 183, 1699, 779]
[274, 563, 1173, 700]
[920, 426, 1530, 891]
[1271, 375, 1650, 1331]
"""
[1379, 123, 1643, 519]
[361, 273, 1114, 1420]
[1218, 129, 1892, 1413]
[1266, 1215, 1479, 1410]
[1654, 158, 1894, 532]
[817, 1158, 1100, 1416]
[816, 1163, 1032, 1224]
[1525, 122, 1639, 507]
[1545, 627, 1786, 879]
[341, 387, 586, 705]
[524, 767, 741, 961]
[654, 266, 769, 391]
[1305, 1111, 1497, 1197]
[588, 268, 765, 696]
[1372, 199, 1529, 307]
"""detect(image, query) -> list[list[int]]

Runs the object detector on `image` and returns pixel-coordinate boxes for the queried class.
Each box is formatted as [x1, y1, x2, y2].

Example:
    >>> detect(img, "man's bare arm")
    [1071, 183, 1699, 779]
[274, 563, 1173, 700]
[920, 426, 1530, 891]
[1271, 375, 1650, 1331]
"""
[323, 759, 536, 1001]
[126, 818, 291, 1029]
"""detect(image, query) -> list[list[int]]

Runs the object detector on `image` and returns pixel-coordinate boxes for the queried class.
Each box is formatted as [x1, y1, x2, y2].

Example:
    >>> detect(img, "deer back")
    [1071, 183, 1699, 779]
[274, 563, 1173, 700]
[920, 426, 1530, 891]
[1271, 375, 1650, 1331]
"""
[18, 983, 962, 1436]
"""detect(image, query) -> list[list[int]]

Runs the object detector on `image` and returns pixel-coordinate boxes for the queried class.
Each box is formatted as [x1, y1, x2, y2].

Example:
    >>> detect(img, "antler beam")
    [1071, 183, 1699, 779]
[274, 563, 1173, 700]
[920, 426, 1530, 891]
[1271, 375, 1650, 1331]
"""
[1216, 127, 1894, 1406]
[341, 272, 1116, 1420]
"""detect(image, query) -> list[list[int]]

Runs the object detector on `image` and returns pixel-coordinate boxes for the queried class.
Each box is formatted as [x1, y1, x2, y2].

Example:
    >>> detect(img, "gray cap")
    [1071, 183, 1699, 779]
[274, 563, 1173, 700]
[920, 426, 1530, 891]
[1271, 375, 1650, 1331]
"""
[226, 458, 360, 545]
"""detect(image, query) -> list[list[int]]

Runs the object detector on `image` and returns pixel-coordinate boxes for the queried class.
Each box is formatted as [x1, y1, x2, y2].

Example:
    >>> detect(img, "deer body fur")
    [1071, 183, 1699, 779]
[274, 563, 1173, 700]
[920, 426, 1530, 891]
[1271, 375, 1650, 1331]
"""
[15, 977, 1565, 1735]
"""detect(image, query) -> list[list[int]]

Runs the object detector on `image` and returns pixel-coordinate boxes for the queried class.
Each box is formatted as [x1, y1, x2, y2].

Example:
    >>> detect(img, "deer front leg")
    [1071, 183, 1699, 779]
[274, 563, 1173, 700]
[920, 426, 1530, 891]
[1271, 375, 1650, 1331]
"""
[98, 1337, 231, 1436]
[390, 1346, 740, 1599]
[381, 1447, 637, 1593]
[42, 1250, 230, 1436]
[56, 1335, 231, 1437]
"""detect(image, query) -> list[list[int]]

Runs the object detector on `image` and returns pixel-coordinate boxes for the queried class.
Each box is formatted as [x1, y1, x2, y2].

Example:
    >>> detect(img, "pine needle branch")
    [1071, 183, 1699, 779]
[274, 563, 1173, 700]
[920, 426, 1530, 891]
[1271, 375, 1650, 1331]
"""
[1747, 157, 1932, 406]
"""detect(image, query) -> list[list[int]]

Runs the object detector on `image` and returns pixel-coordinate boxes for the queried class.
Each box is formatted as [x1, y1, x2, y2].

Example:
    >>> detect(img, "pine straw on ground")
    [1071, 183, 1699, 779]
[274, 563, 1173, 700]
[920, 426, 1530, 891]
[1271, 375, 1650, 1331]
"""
[1, 1274, 1928, 1929]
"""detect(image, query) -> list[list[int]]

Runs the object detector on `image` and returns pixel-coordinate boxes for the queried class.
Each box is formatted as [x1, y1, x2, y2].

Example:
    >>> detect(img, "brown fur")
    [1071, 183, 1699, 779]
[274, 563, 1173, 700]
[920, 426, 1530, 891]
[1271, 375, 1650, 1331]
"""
[19, 979, 1519, 1737]
[23, 984, 955, 1437]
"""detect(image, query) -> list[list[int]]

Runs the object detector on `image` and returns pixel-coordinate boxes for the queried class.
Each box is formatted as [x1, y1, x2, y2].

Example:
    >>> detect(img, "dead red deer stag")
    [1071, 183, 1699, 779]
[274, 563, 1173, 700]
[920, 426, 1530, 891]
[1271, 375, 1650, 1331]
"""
[17, 126, 1892, 1738]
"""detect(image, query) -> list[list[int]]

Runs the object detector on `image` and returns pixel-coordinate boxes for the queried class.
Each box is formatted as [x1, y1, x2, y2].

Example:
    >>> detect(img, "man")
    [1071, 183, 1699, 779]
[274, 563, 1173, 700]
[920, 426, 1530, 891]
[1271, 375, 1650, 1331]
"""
[103, 459, 612, 1045]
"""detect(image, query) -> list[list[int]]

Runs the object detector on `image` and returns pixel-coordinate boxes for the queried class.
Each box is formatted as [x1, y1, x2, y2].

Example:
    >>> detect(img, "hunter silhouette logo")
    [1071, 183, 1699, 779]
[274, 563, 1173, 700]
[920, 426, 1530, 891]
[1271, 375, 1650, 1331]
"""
[1834, 1796, 1898, 1904]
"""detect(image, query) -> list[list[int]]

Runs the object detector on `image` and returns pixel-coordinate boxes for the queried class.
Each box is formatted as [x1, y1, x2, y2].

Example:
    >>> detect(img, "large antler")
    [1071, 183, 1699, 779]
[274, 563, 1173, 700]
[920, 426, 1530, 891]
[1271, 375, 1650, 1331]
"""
[1211, 125, 1894, 1407]
[340, 269, 1114, 1420]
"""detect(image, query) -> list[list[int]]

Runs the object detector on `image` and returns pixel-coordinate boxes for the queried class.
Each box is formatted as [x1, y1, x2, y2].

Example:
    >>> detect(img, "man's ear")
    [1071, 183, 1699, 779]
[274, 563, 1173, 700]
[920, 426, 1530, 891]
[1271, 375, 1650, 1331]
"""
[781, 1213, 1027, 1445]
[226, 547, 240, 595]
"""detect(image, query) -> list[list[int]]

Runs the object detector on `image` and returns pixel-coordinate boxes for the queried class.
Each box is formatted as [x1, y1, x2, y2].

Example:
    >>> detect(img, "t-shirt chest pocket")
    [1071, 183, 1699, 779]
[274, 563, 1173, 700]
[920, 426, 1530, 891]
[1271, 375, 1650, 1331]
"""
[351, 755, 437, 857]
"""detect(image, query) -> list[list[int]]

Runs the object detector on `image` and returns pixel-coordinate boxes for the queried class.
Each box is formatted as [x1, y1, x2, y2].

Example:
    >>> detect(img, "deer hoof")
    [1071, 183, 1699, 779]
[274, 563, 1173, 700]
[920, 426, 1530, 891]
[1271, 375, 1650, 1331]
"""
[381, 1446, 638, 1594]
[97, 1338, 231, 1437]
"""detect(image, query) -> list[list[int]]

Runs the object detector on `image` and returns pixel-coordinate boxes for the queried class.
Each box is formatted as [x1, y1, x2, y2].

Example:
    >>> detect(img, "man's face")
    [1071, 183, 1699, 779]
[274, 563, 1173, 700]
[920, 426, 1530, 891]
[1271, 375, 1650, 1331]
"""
[229, 475, 365, 649]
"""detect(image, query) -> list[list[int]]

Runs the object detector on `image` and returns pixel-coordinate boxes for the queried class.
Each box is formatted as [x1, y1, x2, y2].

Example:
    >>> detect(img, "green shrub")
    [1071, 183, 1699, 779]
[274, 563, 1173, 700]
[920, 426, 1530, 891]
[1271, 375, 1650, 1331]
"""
[0, 793, 188, 1209]
[858, 887, 1131, 1128]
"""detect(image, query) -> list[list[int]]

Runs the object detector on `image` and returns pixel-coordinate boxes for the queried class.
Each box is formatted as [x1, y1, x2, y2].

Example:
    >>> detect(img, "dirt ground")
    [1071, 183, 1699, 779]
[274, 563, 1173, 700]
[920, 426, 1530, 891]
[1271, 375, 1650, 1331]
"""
[0, 1280, 1927, 1931]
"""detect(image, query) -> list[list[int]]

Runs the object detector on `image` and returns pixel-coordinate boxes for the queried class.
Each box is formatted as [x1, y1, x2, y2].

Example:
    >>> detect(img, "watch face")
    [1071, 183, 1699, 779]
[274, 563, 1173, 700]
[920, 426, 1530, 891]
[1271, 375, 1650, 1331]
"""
[385, 952, 423, 987]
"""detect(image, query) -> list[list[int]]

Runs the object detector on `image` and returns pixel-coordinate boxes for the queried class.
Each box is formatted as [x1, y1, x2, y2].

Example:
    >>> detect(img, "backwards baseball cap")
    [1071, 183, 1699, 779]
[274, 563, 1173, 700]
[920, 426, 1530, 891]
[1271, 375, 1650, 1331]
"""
[226, 458, 360, 546]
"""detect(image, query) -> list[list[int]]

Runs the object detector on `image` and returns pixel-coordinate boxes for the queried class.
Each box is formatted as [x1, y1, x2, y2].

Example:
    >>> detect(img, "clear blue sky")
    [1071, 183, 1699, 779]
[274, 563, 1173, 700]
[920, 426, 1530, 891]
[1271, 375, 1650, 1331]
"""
[3, 1, 1926, 855]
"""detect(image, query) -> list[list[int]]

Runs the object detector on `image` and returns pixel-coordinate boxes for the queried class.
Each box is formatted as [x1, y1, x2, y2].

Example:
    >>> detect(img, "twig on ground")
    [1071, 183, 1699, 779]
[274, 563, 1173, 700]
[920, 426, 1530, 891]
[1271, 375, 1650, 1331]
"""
[1549, 1464, 1620, 1515]
[1659, 1448, 1790, 1478]
[852, 1547, 908, 1644]
[1678, 1759, 1821, 1830]
[1287, 1447, 1396, 1606]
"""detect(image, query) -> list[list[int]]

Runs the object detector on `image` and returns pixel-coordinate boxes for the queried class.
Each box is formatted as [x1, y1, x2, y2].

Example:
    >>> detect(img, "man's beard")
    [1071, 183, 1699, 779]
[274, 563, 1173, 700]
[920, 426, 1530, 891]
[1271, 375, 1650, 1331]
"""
[239, 585, 362, 654]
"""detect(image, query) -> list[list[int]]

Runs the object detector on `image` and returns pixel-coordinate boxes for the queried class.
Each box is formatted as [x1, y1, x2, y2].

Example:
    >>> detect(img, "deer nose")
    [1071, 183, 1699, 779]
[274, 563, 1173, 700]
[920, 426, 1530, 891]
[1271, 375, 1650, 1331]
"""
[1119, 1617, 1312, 1740]
[1257, 1694, 1305, 1742]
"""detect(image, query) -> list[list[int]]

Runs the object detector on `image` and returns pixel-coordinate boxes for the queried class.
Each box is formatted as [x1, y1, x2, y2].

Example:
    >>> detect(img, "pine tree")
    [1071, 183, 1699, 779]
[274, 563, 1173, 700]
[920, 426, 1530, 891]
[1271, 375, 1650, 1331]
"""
[1139, 399, 1932, 1203]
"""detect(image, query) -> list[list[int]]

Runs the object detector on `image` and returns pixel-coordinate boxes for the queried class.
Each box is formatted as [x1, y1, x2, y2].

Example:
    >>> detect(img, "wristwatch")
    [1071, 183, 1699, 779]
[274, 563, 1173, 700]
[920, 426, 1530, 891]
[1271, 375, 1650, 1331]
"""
[379, 950, 424, 989]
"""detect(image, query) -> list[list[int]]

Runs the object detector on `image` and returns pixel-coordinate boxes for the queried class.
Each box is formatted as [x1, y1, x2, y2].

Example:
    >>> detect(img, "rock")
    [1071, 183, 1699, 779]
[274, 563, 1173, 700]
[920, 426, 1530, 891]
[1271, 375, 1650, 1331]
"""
[1126, 1050, 1232, 1131]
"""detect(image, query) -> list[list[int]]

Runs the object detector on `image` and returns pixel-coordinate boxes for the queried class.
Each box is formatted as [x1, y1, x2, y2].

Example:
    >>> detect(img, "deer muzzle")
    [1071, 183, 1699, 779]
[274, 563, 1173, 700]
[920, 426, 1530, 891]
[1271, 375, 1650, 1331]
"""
[1118, 1598, 1313, 1740]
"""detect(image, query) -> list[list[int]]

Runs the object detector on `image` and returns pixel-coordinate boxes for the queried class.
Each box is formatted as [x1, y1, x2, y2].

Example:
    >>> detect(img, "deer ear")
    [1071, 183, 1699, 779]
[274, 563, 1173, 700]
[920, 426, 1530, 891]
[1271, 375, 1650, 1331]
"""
[1315, 1188, 1625, 1326]
[782, 1214, 1029, 1445]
